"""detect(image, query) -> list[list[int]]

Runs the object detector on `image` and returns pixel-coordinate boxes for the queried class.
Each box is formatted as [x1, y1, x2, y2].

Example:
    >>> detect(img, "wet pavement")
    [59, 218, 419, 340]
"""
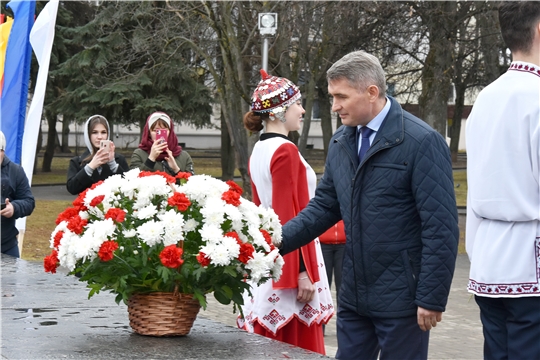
[1, 254, 329, 359]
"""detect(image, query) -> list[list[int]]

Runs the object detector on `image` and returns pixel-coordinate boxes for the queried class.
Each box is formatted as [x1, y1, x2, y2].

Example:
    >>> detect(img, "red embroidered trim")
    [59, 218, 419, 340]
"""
[468, 238, 540, 296]
[508, 62, 540, 78]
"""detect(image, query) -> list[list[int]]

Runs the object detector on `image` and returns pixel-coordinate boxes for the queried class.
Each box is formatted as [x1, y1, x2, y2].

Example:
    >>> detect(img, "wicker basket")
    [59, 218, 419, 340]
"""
[127, 290, 201, 336]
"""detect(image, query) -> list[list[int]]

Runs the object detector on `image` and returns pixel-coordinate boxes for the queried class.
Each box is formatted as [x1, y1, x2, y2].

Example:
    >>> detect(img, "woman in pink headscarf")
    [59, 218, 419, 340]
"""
[130, 111, 194, 175]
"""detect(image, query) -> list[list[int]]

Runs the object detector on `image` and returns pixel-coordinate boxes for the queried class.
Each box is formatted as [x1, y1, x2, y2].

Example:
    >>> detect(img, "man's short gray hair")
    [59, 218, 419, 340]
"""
[327, 50, 387, 98]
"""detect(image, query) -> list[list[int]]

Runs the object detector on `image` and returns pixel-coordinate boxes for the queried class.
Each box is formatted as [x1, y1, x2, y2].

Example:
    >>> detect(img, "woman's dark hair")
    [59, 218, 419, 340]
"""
[243, 111, 269, 132]
[499, 2, 540, 54]
[82, 116, 108, 165]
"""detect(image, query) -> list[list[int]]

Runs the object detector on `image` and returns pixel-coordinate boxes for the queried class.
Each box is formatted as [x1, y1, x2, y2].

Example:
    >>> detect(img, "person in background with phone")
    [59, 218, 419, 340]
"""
[66, 115, 129, 195]
[0, 131, 35, 258]
[130, 111, 194, 176]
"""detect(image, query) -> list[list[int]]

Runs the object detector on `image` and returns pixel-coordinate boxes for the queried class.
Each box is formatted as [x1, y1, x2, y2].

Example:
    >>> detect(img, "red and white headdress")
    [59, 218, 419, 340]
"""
[251, 70, 301, 114]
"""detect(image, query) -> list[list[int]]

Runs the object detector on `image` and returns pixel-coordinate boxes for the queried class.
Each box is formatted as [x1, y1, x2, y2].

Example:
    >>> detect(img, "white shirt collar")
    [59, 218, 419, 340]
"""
[357, 97, 391, 133]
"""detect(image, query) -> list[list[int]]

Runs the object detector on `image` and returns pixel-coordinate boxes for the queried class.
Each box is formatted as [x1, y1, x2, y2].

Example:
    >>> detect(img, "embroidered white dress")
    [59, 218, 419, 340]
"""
[466, 61, 540, 297]
[237, 135, 334, 341]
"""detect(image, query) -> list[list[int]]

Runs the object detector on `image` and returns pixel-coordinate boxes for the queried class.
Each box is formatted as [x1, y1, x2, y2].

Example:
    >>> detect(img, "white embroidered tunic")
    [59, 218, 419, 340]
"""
[466, 61, 540, 297]
[237, 136, 334, 334]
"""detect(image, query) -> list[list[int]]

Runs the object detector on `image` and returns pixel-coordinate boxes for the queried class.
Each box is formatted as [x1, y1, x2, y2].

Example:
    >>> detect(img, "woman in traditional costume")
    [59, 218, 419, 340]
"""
[237, 70, 334, 355]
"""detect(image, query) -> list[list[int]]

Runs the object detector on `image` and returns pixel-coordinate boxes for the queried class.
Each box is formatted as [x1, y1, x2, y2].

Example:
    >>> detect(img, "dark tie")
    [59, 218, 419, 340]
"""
[358, 127, 374, 163]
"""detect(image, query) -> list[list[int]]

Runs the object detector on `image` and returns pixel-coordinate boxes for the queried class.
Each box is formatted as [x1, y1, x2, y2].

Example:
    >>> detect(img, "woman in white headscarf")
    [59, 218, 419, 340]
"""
[66, 115, 129, 195]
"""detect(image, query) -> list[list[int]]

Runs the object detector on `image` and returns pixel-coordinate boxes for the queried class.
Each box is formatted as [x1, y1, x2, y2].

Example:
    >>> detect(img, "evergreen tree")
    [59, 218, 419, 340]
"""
[50, 1, 212, 131]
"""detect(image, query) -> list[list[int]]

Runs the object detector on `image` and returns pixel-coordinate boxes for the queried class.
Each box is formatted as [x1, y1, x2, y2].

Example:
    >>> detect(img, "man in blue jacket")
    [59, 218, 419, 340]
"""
[0, 131, 35, 258]
[278, 51, 459, 359]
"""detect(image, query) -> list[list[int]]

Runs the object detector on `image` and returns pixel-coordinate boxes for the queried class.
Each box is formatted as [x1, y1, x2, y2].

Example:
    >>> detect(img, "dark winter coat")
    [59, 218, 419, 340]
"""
[280, 97, 459, 318]
[1, 156, 35, 252]
[66, 150, 129, 195]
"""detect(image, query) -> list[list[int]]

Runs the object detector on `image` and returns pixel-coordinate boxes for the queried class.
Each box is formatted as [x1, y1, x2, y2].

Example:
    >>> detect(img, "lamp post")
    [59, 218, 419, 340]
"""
[258, 13, 278, 71]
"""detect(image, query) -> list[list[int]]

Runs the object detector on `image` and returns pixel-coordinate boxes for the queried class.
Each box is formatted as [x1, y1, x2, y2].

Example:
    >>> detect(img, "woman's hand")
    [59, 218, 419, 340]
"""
[297, 271, 315, 303]
[88, 147, 111, 170]
[164, 149, 180, 174]
[108, 141, 116, 162]
[148, 139, 168, 162]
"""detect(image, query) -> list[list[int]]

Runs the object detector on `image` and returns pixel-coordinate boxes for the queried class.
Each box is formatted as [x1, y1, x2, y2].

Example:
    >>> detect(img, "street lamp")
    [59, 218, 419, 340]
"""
[258, 13, 277, 71]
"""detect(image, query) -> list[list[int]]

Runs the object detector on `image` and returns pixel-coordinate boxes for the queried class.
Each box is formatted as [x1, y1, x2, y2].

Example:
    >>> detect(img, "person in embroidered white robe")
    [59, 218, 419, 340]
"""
[237, 70, 334, 355]
[465, 2, 540, 358]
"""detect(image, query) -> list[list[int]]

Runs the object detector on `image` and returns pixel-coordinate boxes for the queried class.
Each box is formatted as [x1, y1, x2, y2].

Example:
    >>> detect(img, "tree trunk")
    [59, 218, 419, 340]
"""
[42, 111, 57, 172]
[220, 111, 235, 181]
[61, 116, 71, 153]
[318, 86, 333, 159]
[298, 74, 317, 155]
[417, 1, 456, 138]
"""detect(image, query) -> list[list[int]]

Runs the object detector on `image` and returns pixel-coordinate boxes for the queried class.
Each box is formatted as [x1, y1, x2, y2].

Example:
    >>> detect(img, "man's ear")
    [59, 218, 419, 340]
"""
[367, 85, 380, 102]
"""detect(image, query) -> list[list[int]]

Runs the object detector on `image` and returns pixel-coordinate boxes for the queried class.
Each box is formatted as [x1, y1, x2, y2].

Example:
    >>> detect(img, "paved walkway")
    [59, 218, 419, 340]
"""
[31, 185, 483, 359]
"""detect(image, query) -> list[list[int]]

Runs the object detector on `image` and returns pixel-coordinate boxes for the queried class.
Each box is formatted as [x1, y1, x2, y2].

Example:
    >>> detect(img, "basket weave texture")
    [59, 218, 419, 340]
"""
[128, 291, 201, 336]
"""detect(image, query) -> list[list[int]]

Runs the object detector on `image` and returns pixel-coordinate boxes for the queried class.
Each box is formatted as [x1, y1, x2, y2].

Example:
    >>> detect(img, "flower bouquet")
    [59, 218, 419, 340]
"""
[44, 169, 284, 335]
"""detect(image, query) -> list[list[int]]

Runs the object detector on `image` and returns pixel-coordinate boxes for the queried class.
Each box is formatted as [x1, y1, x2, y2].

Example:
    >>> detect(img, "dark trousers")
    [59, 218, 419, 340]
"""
[335, 306, 429, 360]
[475, 295, 540, 360]
[2, 243, 20, 258]
[321, 243, 345, 307]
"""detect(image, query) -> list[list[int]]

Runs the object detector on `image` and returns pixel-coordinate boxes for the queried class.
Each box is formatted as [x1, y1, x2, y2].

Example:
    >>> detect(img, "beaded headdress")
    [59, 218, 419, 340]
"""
[251, 70, 301, 115]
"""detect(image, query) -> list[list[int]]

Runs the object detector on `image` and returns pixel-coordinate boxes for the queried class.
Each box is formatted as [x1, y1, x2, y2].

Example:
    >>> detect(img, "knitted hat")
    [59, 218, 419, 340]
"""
[251, 70, 301, 114]
[147, 112, 171, 130]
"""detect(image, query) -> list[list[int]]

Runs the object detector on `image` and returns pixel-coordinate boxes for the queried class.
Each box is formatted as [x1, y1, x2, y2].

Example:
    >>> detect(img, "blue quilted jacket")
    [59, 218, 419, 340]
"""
[280, 97, 459, 318]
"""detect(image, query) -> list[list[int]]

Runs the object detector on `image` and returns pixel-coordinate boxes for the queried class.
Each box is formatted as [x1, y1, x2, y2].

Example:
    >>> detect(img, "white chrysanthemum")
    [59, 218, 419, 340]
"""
[269, 249, 284, 281]
[224, 203, 243, 222]
[246, 252, 272, 282]
[123, 168, 141, 181]
[123, 229, 137, 238]
[200, 198, 226, 225]
[183, 218, 199, 232]
[136, 220, 164, 247]
[222, 234, 240, 261]
[201, 242, 230, 266]
[178, 174, 228, 206]
[91, 218, 116, 240]
[199, 224, 225, 243]
[159, 210, 185, 246]
[57, 232, 81, 271]
[136, 204, 158, 220]
[248, 225, 270, 251]
[102, 174, 125, 193]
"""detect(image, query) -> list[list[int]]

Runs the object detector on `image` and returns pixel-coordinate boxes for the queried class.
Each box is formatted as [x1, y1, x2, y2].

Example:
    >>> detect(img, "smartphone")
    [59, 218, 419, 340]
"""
[155, 129, 168, 144]
[1, 203, 6, 210]
[100, 140, 110, 151]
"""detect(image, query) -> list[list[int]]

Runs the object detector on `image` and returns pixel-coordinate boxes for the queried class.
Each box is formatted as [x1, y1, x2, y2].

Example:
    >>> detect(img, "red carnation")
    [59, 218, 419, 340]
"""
[72, 188, 89, 211]
[168, 192, 191, 212]
[260, 229, 275, 251]
[105, 208, 126, 223]
[98, 240, 119, 262]
[44, 250, 59, 273]
[176, 172, 192, 181]
[159, 245, 184, 268]
[222, 190, 241, 207]
[55, 207, 79, 225]
[139, 170, 175, 184]
[90, 180, 104, 190]
[196, 251, 211, 267]
[237, 241, 255, 264]
[226, 180, 243, 195]
[90, 195, 105, 207]
[225, 231, 240, 241]
[53, 231, 64, 249]
[66, 215, 88, 235]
